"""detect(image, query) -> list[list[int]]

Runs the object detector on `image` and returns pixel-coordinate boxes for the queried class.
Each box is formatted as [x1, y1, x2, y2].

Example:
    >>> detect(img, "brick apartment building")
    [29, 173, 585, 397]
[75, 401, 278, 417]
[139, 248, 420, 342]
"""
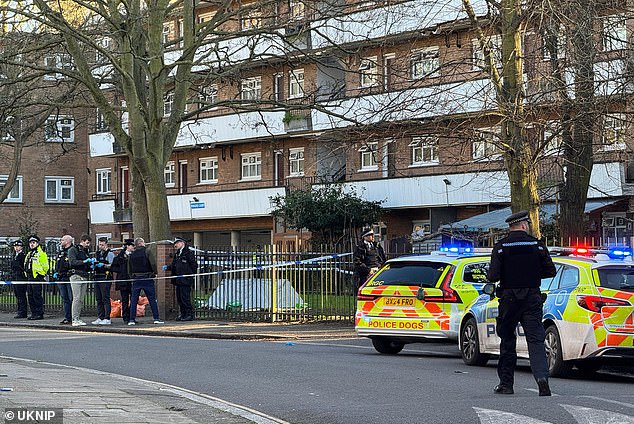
[4, 1, 633, 250]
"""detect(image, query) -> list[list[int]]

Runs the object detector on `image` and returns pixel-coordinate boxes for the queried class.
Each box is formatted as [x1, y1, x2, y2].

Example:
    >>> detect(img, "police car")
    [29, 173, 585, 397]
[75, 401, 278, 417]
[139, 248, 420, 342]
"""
[459, 247, 634, 376]
[355, 246, 491, 354]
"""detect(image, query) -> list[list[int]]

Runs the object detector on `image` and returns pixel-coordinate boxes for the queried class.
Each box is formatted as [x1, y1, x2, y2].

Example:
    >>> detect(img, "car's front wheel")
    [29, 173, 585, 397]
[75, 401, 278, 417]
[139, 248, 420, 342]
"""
[545, 325, 573, 377]
[371, 337, 404, 354]
[460, 318, 490, 366]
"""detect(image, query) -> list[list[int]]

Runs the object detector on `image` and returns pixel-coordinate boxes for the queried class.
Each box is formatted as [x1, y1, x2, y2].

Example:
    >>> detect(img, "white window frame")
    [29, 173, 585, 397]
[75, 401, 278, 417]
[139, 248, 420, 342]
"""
[199, 84, 218, 108]
[43, 53, 73, 80]
[411, 47, 440, 79]
[472, 35, 502, 70]
[359, 57, 379, 88]
[197, 11, 216, 40]
[409, 136, 439, 166]
[288, 69, 305, 99]
[472, 127, 502, 161]
[96, 168, 112, 195]
[543, 121, 562, 156]
[241, 77, 262, 101]
[241, 8, 262, 30]
[199, 157, 218, 183]
[603, 15, 627, 51]
[95, 108, 107, 131]
[177, 19, 184, 48]
[602, 113, 627, 151]
[163, 23, 173, 45]
[164, 161, 175, 187]
[45, 176, 74, 203]
[164, 93, 174, 117]
[241, 152, 262, 180]
[542, 27, 566, 61]
[0, 175, 22, 203]
[95, 37, 111, 63]
[44, 115, 74, 143]
[289, 0, 305, 20]
[359, 141, 378, 170]
[289, 148, 305, 176]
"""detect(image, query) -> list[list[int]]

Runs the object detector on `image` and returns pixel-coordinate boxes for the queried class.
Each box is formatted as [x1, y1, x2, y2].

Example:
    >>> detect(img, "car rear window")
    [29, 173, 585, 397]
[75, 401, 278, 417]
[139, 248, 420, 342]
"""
[372, 261, 450, 287]
[596, 266, 634, 292]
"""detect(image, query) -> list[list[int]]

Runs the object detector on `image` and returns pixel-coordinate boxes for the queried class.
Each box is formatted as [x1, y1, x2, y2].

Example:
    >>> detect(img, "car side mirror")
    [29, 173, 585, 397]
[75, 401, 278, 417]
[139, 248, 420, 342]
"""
[416, 286, 425, 301]
[483, 283, 496, 300]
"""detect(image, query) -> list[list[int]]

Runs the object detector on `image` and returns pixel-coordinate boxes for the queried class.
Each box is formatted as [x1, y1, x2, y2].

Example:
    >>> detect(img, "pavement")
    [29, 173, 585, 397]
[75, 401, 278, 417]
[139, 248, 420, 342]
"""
[0, 311, 356, 423]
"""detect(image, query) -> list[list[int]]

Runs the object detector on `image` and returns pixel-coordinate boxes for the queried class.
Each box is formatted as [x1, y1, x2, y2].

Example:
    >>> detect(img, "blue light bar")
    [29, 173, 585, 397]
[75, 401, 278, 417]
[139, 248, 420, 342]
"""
[607, 246, 632, 259]
[440, 243, 473, 255]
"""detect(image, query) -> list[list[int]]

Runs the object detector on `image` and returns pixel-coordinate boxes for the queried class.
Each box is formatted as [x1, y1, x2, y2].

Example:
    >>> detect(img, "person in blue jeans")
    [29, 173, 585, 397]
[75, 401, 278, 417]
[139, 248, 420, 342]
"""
[127, 238, 163, 325]
[54, 235, 74, 324]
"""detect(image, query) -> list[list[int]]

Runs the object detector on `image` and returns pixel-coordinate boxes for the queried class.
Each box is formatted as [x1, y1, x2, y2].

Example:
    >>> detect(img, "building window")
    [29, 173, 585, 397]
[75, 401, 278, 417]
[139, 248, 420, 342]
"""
[543, 121, 562, 156]
[410, 47, 439, 79]
[43, 53, 73, 80]
[241, 77, 262, 101]
[44, 115, 74, 143]
[542, 27, 566, 61]
[472, 35, 502, 70]
[359, 57, 379, 87]
[164, 161, 175, 187]
[95, 109, 107, 131]
[288, 69, 304, 99]
[96, 169, 112, 194]
[199, 84, 218, 108]
[289, 148, 304, 176]
[45, 177, 74, 203]
[199, 157, 218, 183]
[241, 8, 262, 30]
[472, 128, 502, 161]
[95, 37, 111, 63]
[164, 93, 174, 116]
[177, 19, 184, 48]
[410, 136, 439, 165]
[163, 23, 172, 45]
[602, 113, 627, 151]
[197, 11, 216, 40]
[289, 0, 305, 20]
[603, 15, 627, 51]
[241, 152, 262, 180]
[359, 141, 378, 170]
[274, 73, 284, 101]
[0, 175, 22, 203]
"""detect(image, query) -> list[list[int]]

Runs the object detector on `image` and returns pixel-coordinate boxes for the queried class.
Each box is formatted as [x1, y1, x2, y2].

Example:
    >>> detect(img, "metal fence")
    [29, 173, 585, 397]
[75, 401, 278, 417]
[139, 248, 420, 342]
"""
[0, 243, 98, 315]
[190, 247, 356, 322]
[0, 244, 356, 322]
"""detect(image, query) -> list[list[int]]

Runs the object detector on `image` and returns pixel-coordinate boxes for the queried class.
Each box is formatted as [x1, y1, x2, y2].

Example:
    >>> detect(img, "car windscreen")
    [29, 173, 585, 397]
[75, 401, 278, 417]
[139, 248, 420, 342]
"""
[372, 261, 450, 288]
[596, 265, 634, 292]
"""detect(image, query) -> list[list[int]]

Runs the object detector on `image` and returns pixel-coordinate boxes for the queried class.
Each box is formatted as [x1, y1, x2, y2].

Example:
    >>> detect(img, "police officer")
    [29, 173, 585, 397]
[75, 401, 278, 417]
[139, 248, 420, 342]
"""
[111, 239, 135, 324]
[127, 238, 163, 325]
[54, 235, 74, 324]
[92, 237, 114, 325]
[10, 240, 27, 319]
[163, 237, 197, 321]
[23, 235, 48, 320]
[353, 228, 386, 288]
[487, 210, 557, 397]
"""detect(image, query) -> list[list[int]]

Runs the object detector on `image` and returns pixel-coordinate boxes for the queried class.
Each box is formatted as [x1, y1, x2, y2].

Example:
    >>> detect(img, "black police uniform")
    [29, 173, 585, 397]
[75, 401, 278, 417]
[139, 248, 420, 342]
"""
[166, 242, 198, 320]
[10, 244, 27, 318]
[55, 245, 73, 323]
[94, 248, 113, 321]
[487, 211, 557, 396]
[111, 247, 132, 324]
[353, 232, 386, 288]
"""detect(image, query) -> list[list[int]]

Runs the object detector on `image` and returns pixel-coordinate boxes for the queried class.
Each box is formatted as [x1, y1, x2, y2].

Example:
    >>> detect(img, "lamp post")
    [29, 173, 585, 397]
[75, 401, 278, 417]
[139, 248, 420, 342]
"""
[443, 178, 451, 206]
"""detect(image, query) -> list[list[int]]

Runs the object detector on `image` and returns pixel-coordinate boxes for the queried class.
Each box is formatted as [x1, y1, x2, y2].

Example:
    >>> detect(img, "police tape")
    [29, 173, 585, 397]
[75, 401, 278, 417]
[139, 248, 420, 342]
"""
[0, 252, 353, 285]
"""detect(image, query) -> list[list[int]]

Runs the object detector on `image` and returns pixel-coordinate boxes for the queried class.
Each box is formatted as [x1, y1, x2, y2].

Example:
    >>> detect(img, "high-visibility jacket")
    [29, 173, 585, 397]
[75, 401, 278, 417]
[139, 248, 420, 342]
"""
[24, 246, 49, 278]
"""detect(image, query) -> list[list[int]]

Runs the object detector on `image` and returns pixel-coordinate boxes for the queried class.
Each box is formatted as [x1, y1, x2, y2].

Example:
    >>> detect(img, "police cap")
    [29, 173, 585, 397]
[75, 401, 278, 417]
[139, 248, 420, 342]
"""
[173, 236, 186, 245]
[12, 239, 24, 247]
[361, 228, 374, 238]
[28, 235, 40, 243]
[505, 210, 530, 226]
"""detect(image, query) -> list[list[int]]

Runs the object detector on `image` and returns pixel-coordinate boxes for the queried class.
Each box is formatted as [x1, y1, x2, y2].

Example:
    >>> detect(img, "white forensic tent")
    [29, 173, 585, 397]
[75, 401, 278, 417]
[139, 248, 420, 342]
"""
[207, 278, 305, 311]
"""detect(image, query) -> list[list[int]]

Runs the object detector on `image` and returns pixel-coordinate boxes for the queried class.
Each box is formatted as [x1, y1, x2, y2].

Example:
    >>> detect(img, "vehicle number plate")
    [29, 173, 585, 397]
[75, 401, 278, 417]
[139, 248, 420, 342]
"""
[384, 298, 415, 306]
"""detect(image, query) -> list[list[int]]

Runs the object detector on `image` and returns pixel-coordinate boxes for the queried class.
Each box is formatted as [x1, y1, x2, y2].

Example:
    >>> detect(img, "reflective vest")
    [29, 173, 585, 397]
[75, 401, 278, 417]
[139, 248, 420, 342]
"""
[25, 246, 49, 278]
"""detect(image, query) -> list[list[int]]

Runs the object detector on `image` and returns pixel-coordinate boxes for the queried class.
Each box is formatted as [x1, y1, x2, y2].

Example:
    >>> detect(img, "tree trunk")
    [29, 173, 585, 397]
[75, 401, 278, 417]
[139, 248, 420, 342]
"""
[130, 163, 149, 240]
[560, 0, 596, 243]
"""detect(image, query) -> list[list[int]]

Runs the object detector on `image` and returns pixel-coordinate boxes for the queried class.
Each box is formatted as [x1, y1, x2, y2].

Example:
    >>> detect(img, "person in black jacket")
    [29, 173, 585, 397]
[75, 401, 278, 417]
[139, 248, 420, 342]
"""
[54, 235, 74, 324]
[68, 234, 94, 326]
[127, 238, 163, 325]
[487, 210, 557, 397]
[92, 237, 115, 325]
[10, 240, 27, 319]
[164, 237, 198, 321]
[353, 228, 386, 289]
[111, 239, 135, 324]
